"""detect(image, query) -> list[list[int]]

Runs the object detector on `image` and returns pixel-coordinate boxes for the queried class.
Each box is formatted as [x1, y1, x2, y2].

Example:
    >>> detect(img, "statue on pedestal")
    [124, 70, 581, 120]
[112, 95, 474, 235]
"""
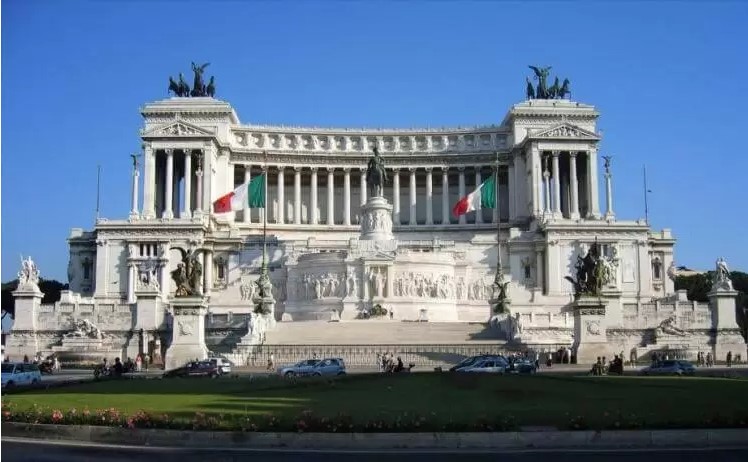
[170, 248, 204, 297]
[526, 66, 571, 100]
[366, 147, 388, 197]
[18, 256, 41, 289]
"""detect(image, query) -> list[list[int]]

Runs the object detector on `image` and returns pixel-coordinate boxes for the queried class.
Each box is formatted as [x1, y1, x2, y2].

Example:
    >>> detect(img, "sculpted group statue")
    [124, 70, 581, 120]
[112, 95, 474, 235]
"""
[564, 241, 615, 297]
[168, 62, 216, 98]
[65, 318, 105, 340]
[366, 147, 388, 197]
[526, 66, 570, 100]
[713, 257, 733, 290]
[18, 256, 41, 289]
[170, 247, 204, 297]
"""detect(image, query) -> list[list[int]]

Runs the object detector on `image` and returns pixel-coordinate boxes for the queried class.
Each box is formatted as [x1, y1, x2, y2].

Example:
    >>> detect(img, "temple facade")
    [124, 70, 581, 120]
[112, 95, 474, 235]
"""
[6, 91, 745, 367]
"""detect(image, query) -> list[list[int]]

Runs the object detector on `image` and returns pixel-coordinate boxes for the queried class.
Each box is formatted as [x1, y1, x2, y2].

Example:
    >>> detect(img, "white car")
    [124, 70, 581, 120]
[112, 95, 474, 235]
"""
[2, 362, 42, 388]
[208, 357, 232, 374]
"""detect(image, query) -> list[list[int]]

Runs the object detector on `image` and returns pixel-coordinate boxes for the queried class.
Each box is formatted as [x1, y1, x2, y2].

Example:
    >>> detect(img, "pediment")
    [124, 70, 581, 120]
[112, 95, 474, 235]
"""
[141, 121, 215, 138]
[529, 123, 600, 140]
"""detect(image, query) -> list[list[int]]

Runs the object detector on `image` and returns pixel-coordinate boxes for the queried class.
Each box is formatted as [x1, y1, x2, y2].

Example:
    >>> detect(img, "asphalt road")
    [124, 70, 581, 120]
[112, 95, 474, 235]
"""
[2, 439, 748, 462]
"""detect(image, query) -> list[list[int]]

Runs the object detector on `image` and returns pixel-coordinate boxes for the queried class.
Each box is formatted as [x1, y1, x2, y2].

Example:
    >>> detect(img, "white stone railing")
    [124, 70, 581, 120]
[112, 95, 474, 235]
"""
[622, 301, 712, 330]
[231, 128, 509, 153]
[35, 298, 134, 332]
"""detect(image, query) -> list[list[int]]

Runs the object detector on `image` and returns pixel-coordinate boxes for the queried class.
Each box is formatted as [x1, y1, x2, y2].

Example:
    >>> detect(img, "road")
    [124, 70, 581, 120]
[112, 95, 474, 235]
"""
[2, 438, 748, 462]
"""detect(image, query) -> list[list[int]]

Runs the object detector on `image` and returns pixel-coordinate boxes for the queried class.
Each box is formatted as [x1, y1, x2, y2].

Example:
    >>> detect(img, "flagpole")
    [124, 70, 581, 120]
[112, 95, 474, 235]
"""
[262, 150, 268, 271]
[643, 165, 649, 225]
[495, 151, 502, 271]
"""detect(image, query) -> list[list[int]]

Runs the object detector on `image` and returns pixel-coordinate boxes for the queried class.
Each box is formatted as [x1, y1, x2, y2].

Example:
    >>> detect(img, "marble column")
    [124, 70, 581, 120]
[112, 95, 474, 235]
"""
[127, 262, 136, 304]
[172, 160, 180, 218]
[543, 155, 551, 215]
[277, 167, 285, 224]
[310, 168, 318, 225]
[294, 166, 302, 225]
[195, 168, 203, 217]
[182, 150, 192, 218]
[327, 168, 335, 225]
[552, 151, 561, 217]
[129, 167, 140, 220]
[360, 168, 367, 203]
[458, 167, 466, 224]
[474, 168, 483, 224]
[425, 167, 433, 225]
[441, 167, 450, 225]
[605, 164, 615, 220]
[164, 149, 174, 219]
[531, 144, 541, 217]
[587, 148, 601, 218]
[569, 152, 580, 220]
[142, 143, 156, 219]
[244, 165, 252, 223]
[409, 168, 417, 226]
[392, 169, 401, 225]
[343, 168, 351, 225]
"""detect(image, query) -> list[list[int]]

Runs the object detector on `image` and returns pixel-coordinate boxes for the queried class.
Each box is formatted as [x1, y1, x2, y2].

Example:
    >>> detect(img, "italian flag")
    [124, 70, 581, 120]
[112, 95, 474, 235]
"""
[213, 174, 266, 213]
[452, 174, 496, 217]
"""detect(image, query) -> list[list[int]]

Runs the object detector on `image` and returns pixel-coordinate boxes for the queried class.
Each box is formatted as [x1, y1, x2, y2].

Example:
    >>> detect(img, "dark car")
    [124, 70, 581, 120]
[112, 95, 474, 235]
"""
[164, 361, 222, 378]
[450, 355, 506, 372]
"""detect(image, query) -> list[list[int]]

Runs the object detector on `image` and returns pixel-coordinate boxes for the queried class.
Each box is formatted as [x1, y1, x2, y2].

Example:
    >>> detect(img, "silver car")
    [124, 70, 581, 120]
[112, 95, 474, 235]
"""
[641, 360, 696, 376]
[457, 357, 509, 373]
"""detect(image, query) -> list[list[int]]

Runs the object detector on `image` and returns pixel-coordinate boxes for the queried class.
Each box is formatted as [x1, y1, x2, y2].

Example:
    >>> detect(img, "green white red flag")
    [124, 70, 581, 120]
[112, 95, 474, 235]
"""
[452, 174, 496, 217]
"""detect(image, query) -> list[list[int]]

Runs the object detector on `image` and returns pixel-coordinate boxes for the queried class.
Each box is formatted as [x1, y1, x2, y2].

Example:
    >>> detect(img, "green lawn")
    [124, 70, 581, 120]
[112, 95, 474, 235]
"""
[5, 373, 748, 430]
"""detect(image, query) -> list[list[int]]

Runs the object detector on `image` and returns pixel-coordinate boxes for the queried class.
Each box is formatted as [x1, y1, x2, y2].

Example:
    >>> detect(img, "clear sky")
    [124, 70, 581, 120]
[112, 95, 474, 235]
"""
[2, 0, 748, 282]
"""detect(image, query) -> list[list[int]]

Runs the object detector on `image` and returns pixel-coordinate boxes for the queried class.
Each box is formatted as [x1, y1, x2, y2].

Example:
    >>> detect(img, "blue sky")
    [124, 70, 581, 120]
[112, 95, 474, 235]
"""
[2, 0, 748, 282]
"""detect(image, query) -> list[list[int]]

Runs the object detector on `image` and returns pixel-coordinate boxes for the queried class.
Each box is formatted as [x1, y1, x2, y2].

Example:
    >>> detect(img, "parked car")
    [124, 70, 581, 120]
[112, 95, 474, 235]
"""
[457, 358, 509, 373]
[640, 360, 695, 376]
[278, 359, 320, 377]
[209, 357, 232, 374]
[163, 361, 222, 378]
[507, 358, 537, 374]
[2, 362, 42, 388]
[280, 358, 346, 377]
[450, 355, 504, 372]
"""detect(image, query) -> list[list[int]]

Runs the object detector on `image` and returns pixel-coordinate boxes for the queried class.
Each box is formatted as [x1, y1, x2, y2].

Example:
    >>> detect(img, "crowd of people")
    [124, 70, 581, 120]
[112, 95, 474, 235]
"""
[590, 355, 624, 376]
[376, 352, 411, 373]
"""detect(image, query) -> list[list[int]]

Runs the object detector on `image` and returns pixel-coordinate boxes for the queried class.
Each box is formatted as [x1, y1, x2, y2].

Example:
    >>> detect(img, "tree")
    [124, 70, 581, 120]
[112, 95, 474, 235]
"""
[1, 278, 69, 322]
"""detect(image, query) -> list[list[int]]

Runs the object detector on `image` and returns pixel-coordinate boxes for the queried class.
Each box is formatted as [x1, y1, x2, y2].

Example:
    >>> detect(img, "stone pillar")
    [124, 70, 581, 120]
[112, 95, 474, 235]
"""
[343, 168, 351, 225]
[164, 148, 174, 219]
[130, 166, 140, 220]
[7, 285, 43, 358]
[294, 166, 302, 225]
[572, 298, 609, 364]
[587, 148, 601, 218]
[172, 158, 180, 218]
[425, 167, 433, 225]
[569, 152, 580, 220]
[392, 169, 401, 225]
[195, 167, 203, 217]
[310, 167, 318, 225]
[458, 167, 466, 225]
[277, 166, 285, 224]
[327, 168, 335, 225]
[409, 168, 417, 226]
[441, 167, 450, 225]
[543, 155, 551, 215]
[143, 143, 156, 219]
[182, 150, 192, 218]
[530, 144, 542, 217]
[604, 165, 615, 220]
[360, 168, 367, 204]
[496, 165, 503, 223]
[127, 262, 136, 304]
[244, 165, 252, 223]
[552, 151, 561, 217]
[474, 168, 483, 224]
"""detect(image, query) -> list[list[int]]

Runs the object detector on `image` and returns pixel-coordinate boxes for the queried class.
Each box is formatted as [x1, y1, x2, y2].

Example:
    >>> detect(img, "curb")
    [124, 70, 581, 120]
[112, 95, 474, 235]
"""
[3, 423, 748, 450]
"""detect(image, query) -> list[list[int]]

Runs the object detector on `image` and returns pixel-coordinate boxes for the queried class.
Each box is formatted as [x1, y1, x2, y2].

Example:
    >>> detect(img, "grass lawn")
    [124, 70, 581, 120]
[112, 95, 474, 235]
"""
[4, 373, 748, 430]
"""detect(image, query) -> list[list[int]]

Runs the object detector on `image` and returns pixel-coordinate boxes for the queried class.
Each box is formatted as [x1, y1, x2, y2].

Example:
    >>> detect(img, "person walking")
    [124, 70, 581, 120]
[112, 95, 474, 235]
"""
[135, 354, 142, 372]
[727, 351, 733, 367]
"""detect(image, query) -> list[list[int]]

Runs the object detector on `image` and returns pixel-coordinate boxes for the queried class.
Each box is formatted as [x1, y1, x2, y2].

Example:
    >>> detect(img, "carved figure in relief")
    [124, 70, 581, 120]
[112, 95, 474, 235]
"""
[137, 259, 160, 291]
[346, 268, 357, 298]
[314, 279, 322, 299]
[240, 281, 256, 301]
[177, 319, 193, 336]
[657, 314, 688, 337]
[65, 318, 105, 340]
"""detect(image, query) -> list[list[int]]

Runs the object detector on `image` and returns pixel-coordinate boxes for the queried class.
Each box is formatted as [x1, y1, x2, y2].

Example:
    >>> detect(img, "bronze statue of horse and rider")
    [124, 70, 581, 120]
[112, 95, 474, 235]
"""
[168, 62, 216, 98]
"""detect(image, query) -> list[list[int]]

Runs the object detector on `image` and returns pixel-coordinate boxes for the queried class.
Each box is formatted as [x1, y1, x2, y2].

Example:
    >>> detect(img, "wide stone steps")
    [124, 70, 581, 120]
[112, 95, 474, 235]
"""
[263, 320, 499, 345]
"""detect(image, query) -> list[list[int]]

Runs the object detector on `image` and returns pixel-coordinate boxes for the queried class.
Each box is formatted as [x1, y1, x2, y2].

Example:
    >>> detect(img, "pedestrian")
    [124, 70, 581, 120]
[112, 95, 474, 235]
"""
[23, 355, 29, 364]
[135, 354, 142, 372]
[727, 351, 733, 367]
[53, 355, 61, 372]
[143, 354, 149, 372]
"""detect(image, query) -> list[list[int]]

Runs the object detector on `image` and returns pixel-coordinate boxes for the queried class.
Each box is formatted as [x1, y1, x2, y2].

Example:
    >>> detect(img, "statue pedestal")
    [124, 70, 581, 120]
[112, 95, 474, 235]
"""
[165, 297, 208, 370]
[360, 196, 394, 241]
[572, 296, 609, 364]
[707, 288, 746, 360]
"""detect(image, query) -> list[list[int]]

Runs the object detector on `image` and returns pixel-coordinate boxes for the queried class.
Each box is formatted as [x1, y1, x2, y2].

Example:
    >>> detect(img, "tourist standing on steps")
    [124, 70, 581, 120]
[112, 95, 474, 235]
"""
[727, 351, 733, 367]
[267, 353, 275, 371]
[135, 354, 142, 372]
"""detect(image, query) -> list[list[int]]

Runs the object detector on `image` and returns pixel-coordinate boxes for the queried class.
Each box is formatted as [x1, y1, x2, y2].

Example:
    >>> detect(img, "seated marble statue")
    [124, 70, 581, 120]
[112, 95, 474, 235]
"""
[656, 315, 687, 337]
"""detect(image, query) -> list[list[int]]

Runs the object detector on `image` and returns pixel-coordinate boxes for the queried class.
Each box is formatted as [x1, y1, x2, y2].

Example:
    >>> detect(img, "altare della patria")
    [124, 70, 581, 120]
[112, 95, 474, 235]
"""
[6, 65, 745, 368]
